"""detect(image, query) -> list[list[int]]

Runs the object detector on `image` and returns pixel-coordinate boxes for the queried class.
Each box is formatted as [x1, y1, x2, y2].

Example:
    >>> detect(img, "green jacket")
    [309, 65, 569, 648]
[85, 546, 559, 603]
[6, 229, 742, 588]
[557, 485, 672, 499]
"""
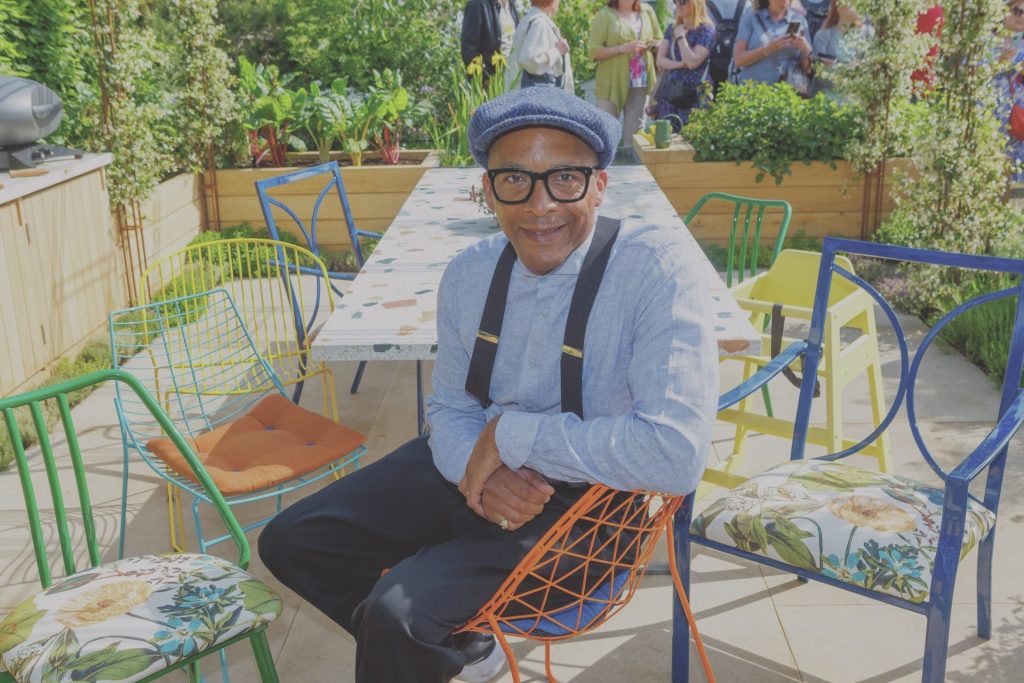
[588, 5, 661, 108]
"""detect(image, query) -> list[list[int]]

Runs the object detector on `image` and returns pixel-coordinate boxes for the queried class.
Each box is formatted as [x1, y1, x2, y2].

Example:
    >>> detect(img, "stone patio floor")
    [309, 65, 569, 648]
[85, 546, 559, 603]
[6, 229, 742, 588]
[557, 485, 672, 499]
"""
[2, 310, 1023, 682]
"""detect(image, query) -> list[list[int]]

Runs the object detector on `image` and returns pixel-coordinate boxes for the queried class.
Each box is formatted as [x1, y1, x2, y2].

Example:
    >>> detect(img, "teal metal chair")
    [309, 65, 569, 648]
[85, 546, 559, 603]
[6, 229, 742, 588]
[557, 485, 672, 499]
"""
[110, 288, 366, 555]
[686, 192, 792, 421]
[0, 370, 282, 683]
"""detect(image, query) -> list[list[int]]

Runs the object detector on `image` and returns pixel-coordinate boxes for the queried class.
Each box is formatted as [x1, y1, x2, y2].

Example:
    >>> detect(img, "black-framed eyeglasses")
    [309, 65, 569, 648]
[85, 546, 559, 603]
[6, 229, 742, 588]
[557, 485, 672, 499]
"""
[486, 166, 598, 204]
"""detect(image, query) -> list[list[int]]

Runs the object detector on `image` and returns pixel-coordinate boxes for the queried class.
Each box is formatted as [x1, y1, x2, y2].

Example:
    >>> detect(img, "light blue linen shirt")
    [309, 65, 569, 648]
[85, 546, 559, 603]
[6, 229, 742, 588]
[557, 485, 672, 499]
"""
[426, 219, 719, 495]
[736, 9, 809, 84]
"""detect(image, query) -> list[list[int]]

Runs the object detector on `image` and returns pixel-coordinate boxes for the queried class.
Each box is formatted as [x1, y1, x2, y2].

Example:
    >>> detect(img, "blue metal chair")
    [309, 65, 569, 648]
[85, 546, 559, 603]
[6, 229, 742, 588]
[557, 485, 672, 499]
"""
[110, 288, 366, 555]
[254, 161, 383, 394]
[673, 237, 1024, 682]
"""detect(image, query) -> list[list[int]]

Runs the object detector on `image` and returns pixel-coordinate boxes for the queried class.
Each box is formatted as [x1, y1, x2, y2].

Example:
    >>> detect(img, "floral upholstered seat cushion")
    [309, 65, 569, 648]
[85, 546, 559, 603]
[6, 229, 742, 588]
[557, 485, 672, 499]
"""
[0, 553, 281, 683]
[690, 460, 996, 603]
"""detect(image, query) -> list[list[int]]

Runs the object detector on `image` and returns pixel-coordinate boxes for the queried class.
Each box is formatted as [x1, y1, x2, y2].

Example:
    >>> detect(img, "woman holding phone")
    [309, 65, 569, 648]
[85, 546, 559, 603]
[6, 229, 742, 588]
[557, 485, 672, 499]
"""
[589, 0, 662, 143]
[651, 0, 717, 131]
[732, 0, 812, 88]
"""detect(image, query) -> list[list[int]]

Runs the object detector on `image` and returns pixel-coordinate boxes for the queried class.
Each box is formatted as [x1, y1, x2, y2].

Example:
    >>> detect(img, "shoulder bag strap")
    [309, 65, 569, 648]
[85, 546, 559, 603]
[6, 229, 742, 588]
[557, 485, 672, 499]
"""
[732, 0, 747, 24]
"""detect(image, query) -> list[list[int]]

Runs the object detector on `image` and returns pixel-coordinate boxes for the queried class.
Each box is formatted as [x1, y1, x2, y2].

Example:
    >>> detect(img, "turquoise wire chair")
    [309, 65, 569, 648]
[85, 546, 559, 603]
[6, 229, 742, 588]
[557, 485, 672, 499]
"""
[110, 288, 366, 555]
[0, 370, 281, 683]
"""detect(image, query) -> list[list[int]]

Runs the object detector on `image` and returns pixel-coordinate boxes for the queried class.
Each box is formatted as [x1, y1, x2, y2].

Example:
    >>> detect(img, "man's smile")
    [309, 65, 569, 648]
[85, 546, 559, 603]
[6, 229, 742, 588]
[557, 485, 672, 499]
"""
[519, 223, 567, 243]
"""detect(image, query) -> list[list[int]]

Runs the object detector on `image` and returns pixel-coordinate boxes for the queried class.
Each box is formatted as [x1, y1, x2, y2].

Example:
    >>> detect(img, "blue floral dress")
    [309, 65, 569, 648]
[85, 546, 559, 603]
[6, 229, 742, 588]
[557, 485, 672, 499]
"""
[652, 23, 716, 131]
[994, 48, 1024, 181]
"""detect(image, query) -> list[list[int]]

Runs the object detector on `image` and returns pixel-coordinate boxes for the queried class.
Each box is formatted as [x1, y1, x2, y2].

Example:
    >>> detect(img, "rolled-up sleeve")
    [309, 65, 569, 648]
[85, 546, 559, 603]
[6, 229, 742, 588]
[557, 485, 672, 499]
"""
[494, 249, 718, 495]
[427, 263, 487, 485]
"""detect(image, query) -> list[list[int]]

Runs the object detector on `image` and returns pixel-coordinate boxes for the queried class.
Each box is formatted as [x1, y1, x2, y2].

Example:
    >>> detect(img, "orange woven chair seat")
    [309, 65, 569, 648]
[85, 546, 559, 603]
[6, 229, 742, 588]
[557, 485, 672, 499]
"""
[147, 394, 364, 495]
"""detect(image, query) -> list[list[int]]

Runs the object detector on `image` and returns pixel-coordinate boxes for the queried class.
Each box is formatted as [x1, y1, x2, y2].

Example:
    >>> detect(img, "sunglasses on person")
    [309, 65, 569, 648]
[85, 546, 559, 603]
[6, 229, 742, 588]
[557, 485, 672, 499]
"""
[675, 0, 689, 5]
[1014, 4, 1024, 17]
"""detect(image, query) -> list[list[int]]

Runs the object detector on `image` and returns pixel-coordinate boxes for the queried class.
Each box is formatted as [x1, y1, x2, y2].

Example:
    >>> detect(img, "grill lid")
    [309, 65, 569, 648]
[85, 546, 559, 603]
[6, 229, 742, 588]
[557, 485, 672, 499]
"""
[0, 77, 64, 146]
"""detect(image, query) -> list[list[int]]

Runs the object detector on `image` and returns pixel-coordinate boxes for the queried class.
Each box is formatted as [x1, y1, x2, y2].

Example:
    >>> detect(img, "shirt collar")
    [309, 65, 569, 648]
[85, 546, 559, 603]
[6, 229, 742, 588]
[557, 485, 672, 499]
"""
[513, 218, 599, 279]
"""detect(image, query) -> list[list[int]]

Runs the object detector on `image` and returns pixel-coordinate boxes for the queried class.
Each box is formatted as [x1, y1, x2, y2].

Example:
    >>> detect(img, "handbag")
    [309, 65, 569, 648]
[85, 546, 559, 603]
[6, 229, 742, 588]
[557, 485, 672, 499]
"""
[784, 63, 812, 97]
[1010, 76, 1024, 142]
[517, 14, 566, 89]
[655, 33, 711, 109]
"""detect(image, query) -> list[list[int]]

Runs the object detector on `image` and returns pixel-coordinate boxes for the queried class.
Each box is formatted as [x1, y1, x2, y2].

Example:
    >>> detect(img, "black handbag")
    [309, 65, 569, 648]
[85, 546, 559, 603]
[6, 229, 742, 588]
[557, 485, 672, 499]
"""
[655, 35, 710, 109]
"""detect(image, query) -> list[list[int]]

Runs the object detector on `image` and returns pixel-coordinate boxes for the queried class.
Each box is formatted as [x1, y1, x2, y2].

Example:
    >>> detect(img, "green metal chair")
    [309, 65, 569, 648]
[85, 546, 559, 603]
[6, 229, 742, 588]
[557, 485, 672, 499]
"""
[686, 192, 792, 432]
[684, 192, 792, 288]
[0, 370, 282, 683]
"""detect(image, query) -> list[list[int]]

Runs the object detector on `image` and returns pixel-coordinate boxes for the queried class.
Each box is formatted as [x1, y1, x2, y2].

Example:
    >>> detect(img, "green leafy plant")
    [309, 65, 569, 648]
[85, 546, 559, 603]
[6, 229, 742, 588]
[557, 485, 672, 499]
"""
[237, 55, 305, 166]
[431, 54, 511, 168]
[683, 82, 864, 184]
[0, 0, 26, 76]
[368, 68, 413, 165]
[163, 0, 239, 173]
[878, 0, 1015, 256]
[296, 80, 347, 163]
[0, 339, 111, 472]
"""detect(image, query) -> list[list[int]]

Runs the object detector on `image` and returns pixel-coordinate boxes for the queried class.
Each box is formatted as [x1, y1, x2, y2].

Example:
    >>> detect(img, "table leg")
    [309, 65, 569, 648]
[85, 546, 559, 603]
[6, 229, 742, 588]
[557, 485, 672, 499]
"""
[416, 360, 425, 437]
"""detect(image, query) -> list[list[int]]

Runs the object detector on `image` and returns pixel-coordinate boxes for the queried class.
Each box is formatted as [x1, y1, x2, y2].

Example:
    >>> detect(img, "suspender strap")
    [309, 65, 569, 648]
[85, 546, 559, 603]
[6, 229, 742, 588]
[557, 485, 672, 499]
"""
[770, 302, 821, 397]
[464, 217, 622, 418]
[465, 242, 517, 407]
[560, 216, 621, 419]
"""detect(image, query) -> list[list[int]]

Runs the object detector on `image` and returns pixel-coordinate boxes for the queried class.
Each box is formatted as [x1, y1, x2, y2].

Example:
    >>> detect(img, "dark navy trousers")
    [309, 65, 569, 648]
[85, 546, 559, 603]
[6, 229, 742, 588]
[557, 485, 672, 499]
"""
[258, 436, 580, 683]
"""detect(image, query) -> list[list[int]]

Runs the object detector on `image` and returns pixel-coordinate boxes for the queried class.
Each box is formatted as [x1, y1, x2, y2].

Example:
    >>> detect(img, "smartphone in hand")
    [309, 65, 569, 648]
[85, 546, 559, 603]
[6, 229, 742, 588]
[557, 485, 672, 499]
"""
[786, 21, 801, 37]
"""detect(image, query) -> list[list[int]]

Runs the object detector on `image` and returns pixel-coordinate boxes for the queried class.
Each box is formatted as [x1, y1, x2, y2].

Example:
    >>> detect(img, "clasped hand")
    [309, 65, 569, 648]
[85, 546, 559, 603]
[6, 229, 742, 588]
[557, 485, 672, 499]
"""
[458, 416, 555, 532]
[772, 34, 810, 57]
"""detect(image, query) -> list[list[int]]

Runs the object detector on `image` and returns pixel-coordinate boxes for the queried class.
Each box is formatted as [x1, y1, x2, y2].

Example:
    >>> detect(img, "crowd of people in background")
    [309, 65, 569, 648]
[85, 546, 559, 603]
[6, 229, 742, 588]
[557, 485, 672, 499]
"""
[462, 1, 1024, 175]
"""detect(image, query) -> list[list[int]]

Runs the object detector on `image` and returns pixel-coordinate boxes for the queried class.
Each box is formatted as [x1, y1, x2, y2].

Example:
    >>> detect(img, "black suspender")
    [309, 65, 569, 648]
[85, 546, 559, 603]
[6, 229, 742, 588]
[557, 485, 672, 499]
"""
[464, 242, 518, 411]
[464, 216, 621, 420]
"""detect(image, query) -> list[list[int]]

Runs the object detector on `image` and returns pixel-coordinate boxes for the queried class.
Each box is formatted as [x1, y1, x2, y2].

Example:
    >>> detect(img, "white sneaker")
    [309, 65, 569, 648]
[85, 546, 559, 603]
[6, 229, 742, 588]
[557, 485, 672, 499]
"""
[456, 635, 506, 683]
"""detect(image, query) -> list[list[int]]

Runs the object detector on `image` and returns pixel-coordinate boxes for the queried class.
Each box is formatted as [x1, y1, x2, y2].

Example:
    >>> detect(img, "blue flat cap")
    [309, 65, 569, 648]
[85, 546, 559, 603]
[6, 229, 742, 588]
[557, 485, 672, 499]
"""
[468, 88, 622, 169]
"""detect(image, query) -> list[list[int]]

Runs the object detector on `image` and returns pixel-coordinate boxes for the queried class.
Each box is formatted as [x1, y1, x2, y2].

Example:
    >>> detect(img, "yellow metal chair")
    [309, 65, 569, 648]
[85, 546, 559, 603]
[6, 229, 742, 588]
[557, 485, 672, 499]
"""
[139, 238, 341, 551]
[708, 249, 891, 494]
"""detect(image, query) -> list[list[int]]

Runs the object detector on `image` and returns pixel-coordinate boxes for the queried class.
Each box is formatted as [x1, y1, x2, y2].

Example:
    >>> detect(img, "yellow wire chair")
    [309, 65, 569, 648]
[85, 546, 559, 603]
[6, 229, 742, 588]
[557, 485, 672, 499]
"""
[139, 238, 342, 552]
[709, 249, 891, 495]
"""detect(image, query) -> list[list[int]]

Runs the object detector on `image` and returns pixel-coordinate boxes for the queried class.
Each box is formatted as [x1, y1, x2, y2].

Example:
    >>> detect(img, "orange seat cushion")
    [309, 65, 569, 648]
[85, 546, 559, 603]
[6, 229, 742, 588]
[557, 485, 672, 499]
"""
[146, 394, 365, 496]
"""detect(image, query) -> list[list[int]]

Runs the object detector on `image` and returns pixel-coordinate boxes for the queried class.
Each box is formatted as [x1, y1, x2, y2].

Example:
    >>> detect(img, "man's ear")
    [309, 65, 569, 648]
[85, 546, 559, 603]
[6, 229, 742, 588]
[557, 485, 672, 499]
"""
[592, 168, 608, 207]
[481, 171, 497, 212]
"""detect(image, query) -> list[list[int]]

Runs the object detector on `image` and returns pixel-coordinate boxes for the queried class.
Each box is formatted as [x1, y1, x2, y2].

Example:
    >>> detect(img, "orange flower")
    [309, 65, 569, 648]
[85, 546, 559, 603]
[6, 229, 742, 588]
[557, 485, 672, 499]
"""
[828, 495, 915, 533]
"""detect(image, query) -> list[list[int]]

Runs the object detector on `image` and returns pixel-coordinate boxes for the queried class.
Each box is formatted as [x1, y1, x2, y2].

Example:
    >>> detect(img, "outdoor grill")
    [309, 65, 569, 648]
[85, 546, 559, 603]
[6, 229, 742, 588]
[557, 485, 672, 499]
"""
[0, 76, 83, 170]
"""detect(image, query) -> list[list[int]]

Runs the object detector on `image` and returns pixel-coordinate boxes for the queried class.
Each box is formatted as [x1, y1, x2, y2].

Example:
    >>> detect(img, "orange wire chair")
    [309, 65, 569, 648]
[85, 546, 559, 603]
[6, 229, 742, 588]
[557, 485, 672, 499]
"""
[457, 485, 715, 682]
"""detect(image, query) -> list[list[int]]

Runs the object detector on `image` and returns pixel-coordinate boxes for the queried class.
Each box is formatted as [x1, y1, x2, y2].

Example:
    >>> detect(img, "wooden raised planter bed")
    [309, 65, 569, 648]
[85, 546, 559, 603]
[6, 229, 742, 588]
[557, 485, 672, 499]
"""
[633, 135, 903, 246]
[209, 150, 440, 251]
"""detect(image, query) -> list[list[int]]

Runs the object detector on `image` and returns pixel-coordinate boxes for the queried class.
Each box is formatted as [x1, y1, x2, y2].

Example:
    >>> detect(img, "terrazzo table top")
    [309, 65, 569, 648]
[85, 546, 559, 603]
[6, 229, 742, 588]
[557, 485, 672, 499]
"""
[312, 167, 760, 362]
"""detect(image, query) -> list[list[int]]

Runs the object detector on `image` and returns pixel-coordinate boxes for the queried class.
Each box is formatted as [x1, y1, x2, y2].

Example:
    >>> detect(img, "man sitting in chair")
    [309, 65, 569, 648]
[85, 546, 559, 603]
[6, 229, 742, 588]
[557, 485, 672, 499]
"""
[259, 87, 718, 683]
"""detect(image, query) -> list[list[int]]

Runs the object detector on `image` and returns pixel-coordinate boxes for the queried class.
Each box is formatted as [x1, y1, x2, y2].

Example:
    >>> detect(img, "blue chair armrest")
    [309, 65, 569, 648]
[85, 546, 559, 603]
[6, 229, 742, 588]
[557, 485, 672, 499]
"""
[949, 389, 1024, 483]
[356, 230, 385, 240]
[718, 341, 807, 411]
